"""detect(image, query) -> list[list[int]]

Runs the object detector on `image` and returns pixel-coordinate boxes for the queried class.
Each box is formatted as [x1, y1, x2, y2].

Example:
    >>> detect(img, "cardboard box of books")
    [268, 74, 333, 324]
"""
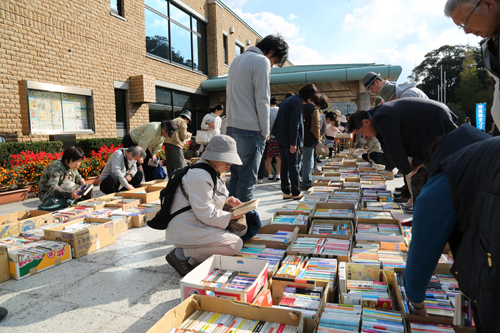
[287, 234, 351, 263]
[308, 219, 354, 240]
[52, 207, 94, 222]
[111, 206, 160, 228]
[310, 203, 356, 225]
[356, 218, 404, 242]
[9, 241, 72, 280]
[180, 255, 268, 303]
[77, 198, 109, 211]
[250, 225, 299, 250]
[237, 244, 287, 279]
[140, 179, 167, 187]
[0, 248, 9, 282]
[104, 197, 141, 210]
[380, 170, 394, 180]
[0, 210, 53, 238]
[121, 186, 162, 204]
[267, 212, 309, 234]
[44, 218, 116, 258]
[146, 295, 303, 333]
[146, 183, 168, 192]
[338, 262, 394, 310]
[87, 216, 132, 235]
[393, 267, 455, 325]
[266, 278, 329, 333]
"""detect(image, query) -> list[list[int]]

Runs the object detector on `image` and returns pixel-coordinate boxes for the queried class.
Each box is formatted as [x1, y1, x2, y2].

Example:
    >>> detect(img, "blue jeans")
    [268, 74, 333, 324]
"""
[300, 146, 315, 187]
[277, 139, 301, 196]
[227, 127, 266, 202]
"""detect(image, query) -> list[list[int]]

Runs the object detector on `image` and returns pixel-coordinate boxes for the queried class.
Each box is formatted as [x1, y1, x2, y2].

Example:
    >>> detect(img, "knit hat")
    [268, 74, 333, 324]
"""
[202, 135, 242, 165]
[362, 72, 382, 90]
[180, 110, 192, 121]
[379, 82, 396, 102]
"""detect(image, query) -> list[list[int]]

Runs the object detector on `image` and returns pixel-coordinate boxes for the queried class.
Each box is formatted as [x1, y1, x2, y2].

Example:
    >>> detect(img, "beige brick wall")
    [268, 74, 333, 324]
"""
[0, 0, 279, 142]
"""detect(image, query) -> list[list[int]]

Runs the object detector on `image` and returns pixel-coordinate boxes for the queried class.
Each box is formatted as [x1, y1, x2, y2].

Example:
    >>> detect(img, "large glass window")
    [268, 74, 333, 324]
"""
[144, 1, 207, 74]
[235, 43, 244, 56]
[223, 35, 228, 65]
[110, 0, 123, 16]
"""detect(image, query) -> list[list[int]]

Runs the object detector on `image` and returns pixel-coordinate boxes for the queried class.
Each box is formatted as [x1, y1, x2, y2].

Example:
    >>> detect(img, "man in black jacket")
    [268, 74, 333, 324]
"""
[348, 98, 457, 201]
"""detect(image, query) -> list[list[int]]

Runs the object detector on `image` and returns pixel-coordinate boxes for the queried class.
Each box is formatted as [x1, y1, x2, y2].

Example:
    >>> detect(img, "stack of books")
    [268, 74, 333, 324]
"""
[175, 310, 298, 332]
[0, 236, 35, 251]
[361, 308, 404, 332]
[300, 194, 329, 203]
[317, 303, 361, 332]
[343, 280, 392, 309]
[289, 237, 350, 257]
[356, 211, 394, 220]
[201, 269, 258, 291]
[276, 285, 324, 319]
[365, 202, 400, 210]
[7, 240, 68, 263]
[20, 222, 64, 240]
[358, 223, 401, 236]
[236, 244, 286, 273]
[52, 207, 93, 221]
[277, 202, 315, 214]
[314, 209, 354, 219]
[351, 241, 380, 264]
[251, 230, 293, 244]
[274, 255, 308, 279]
[301, 257, 337, 287]
[310, 222, 352, 236]
[409, 322, 454, 332]
[378, 242, 407, 268]
[271, 214, 308, 226]
[59, 221, 103, 233]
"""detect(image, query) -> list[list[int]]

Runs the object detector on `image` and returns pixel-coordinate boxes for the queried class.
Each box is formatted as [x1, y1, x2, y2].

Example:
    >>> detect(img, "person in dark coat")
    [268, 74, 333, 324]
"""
[348, 98, 457, 202]
[271, 83, 318, 200]
[403, 125, 496, 332]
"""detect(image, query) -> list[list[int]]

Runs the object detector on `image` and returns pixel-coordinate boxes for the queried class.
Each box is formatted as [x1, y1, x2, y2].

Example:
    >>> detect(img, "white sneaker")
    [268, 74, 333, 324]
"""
[257, 179, 263, 184]
[268, 175, 275, 181]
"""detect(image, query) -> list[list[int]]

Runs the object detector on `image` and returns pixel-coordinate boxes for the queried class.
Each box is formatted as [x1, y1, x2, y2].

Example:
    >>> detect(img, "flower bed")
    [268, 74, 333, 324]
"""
[2, 145, 120, 195]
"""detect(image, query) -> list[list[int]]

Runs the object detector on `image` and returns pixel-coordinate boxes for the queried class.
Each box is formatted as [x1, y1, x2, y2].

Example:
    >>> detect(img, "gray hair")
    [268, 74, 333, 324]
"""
[128, 146, 146, 159]
[444, 0, 498, 17]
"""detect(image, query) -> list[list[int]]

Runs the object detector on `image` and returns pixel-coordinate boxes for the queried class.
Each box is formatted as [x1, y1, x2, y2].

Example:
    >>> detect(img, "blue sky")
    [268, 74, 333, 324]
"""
[223, 0, 482, 83]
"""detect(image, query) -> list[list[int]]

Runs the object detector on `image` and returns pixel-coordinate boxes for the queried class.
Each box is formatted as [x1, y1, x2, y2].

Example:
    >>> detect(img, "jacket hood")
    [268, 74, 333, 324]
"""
[429, 124, 491, 177]
[395, 81, 417, 96]
[245, 46, 264, 56]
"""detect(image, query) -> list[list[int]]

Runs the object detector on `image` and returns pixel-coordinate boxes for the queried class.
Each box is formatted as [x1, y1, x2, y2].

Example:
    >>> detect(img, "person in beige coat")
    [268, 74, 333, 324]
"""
[164, 110, 192, 177]
[165, 135, 246, 276]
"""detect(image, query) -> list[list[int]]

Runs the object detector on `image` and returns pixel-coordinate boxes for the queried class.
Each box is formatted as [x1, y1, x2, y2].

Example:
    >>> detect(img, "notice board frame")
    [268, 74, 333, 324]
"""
[19, 81, 95, 135]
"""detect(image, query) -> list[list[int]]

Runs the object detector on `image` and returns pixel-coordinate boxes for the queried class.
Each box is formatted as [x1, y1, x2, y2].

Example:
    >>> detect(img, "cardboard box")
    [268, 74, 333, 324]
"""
[380, 170, 394, 180]
[88, 216, 132, 235]
[356, 218, 404, 242]
[252, 225, 299, 249]
[0, 248, 9, 282]
[268, 278, 329, 333]
[146, 183, 168, 191]
[140, 179, 167, 187]
[393, 267, 454, 325]
[340, 270, 394, 310]
[121, 186, 162, 204]
[0, 210, 53, 238]
[180, 255, 268, 303]
[105, 198, 141, 210]
[130, 207, 159, 228]
[308, 219, 354, 240]
[267, 212, 308, 234]
[286, 234, 352, 263]
[9, 243, 71, 280]
[146, 295, 303, 333]
[44, 218, 116, 258]
[76, 198, 109, 211]
[310, 203, 356, 225]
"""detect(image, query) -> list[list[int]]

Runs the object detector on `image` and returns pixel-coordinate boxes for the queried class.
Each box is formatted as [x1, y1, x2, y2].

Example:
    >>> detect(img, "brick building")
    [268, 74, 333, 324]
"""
[0, 0, 286, 142]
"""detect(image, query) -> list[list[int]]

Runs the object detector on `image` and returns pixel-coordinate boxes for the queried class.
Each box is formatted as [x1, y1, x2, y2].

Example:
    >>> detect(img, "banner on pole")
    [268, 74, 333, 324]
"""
[476, 103, 486, 131]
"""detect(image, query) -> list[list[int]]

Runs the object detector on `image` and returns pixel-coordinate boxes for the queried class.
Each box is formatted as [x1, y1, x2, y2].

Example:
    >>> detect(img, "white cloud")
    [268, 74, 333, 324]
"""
[233, 9, 300, 40]
[221, 0, 248, 9]
[289, 14, 298, 20]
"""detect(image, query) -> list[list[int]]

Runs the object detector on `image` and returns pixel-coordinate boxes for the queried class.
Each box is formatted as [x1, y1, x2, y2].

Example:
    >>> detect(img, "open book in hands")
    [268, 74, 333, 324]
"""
[231, 198, 259, 216]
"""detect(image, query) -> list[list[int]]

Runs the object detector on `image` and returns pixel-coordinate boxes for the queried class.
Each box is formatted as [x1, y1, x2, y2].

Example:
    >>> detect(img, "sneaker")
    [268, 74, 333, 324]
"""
[268, 175, 275, 181]
[166, 249, 194, 277]
[257, 179, 263, 184]
[275, 176, 280, 182]
[0, 307, 7, 322]
[395, 185, 406, 192]
[293, 192, 304, 200]
[394, 196, 410, 203]
[283, 193, 293, 199]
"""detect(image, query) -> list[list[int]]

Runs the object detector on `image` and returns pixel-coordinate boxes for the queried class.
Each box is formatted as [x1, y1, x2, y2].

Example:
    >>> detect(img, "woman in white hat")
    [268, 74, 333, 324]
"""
[165, 135, 248, 276]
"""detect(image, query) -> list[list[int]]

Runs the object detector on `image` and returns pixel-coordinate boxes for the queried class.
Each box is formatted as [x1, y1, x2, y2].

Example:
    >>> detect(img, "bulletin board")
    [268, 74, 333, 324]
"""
[19, 81, 95, 135]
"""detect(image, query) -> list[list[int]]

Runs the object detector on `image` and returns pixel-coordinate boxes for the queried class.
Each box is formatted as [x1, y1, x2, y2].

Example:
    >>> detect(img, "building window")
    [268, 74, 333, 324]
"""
[110, 0, 123, 16]
[235, 43, 244, 56]
[223, 34, 228, 65]
[145, 0, 208, 74]
[114, 89, 127, 137]
[149, 87, 208, 130]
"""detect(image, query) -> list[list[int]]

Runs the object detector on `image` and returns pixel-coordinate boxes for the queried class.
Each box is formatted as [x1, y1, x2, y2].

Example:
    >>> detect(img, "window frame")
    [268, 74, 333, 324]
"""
[110, 0, 124, 17]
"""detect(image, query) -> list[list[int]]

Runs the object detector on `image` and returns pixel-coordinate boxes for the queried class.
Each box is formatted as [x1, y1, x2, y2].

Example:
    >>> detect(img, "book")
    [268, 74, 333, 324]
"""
[232, 198, 259, 216]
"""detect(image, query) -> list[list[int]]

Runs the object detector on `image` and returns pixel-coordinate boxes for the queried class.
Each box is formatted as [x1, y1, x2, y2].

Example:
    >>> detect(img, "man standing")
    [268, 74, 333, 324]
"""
[122, 119, 178, 180]
[226, 34, 289, 202]
[348, 98, 457, 203]
[362, 72, 427, 98]
[444, 0, 500, 128]
[164, 110, 192, 177]
[99, 146, 146, 194]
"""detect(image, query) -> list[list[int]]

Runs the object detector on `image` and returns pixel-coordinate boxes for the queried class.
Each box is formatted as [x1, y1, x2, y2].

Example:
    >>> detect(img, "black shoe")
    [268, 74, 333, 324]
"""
[300, 185, 311, 191]
[166, 249, 194, 277]
[395, 186, 406, 192]
[316, 158, 322, 164]
[394, 196, 409, 203]
[394, 173, 404, 178]
[0, 307, 7, 322]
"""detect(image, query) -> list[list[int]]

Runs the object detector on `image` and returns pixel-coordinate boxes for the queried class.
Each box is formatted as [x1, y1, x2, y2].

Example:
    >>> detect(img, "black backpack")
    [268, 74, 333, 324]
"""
[147, 163, 218, 230]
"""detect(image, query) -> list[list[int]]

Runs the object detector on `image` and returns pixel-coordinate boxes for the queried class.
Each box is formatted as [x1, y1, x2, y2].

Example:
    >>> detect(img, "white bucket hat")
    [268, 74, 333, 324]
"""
[202, 135, 242, 165]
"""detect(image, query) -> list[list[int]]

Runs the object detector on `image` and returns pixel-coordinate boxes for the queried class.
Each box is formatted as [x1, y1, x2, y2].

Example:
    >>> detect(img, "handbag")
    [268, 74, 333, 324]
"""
[38, 195, 76, 212]
[196, 130, 212, 144]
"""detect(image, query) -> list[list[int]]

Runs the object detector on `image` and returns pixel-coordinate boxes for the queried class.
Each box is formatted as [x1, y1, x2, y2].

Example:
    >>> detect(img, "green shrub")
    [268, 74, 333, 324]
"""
[76, 138, 123, 156]
[0, 141, 63, 165]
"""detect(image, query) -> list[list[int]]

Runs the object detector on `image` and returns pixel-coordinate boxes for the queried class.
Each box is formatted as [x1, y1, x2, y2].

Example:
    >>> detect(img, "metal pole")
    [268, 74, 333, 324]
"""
[438, 85, 440, 102]
[440, 66, 443, 102]
[444, 71, 447, 105]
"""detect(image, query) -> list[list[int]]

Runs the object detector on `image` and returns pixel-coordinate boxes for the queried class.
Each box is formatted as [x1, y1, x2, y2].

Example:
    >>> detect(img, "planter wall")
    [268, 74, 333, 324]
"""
[0, 188, 29, 205]
[85, 177, 101, 186]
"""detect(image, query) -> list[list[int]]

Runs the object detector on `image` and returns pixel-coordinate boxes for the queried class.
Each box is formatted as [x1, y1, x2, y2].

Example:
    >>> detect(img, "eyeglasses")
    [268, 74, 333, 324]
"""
[458, 0, 482, 31]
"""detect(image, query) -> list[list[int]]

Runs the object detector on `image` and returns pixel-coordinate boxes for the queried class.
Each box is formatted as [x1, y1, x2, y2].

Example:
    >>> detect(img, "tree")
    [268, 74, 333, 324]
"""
[409, 45, 467, 102]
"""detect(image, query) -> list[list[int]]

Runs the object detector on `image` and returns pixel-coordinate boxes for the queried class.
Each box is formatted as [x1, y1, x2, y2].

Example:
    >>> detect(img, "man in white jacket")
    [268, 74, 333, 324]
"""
[226, 34, 289, 202]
